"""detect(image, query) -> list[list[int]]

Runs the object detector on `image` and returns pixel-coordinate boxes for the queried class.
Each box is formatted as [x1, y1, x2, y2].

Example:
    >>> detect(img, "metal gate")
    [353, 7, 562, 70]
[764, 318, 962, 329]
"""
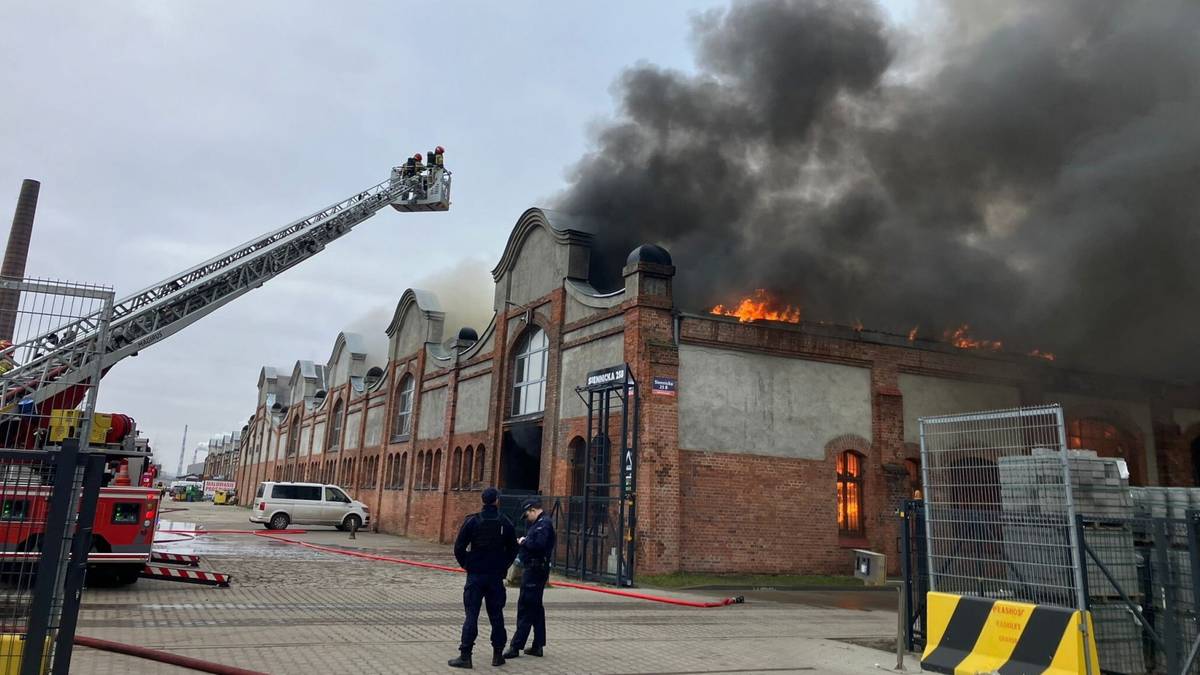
[898, 498, 928, 651]
[557, 363, 638, 586]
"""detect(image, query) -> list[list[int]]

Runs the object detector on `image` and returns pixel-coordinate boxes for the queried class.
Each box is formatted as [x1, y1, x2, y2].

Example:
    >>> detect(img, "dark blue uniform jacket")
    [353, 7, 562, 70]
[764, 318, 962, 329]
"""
[519, 513, 556, 564]
[453, 505, 518, 576]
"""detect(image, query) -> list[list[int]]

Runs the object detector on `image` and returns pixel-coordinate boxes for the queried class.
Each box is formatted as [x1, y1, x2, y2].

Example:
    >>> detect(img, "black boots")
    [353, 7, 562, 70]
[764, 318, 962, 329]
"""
[503, 644, 544, 659]
[449, 647, 515, 668]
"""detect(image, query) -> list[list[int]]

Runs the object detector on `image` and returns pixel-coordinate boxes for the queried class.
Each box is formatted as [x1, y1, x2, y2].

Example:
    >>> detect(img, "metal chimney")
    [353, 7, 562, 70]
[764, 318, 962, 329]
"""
[0, 179, 40, 341]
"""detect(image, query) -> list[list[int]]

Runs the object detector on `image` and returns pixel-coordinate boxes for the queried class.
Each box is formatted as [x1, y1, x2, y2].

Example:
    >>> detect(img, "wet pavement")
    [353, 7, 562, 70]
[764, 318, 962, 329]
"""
[71, 503, 913, 674]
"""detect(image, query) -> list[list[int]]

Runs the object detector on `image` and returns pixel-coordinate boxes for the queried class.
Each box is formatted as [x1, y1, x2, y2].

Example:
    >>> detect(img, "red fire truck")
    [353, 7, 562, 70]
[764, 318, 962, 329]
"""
[0, 411, 162, 585]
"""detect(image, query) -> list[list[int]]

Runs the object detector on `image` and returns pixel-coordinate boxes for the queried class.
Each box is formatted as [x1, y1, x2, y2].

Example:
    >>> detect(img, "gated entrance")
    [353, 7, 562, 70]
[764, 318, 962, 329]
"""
[555, 363, 638, 586]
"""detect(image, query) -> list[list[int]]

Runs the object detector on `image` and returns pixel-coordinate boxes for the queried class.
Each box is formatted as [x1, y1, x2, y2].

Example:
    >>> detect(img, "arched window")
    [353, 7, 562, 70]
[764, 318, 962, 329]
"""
[475, 445, 486, 484]
[451, 448, 463, 489]
[569, 436, 587, 496]
[433, 449, 443, 490]
[511, 327, 549, 417]
[423, 451, 434, 488]
[904, 458, 921, 498]
[836, 451, 864, 536]
[328, 401, 344, 452]
[393, 373, 415, 439]
[287, 417, 300, 456]
[384, 454, 393, 489]
[463, 446, 475, 489]
[416, 450, 425, 489]
[399, 451, 408, 489]
[1067, 418, 1142, 485]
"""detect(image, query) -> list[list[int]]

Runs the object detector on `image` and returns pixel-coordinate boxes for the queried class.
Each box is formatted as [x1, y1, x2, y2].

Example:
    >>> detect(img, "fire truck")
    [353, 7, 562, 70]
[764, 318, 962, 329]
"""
[0, 158, 451, 585]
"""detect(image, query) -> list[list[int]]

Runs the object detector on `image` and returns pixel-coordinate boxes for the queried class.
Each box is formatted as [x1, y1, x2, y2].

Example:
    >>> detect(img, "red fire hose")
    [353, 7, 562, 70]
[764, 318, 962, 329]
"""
[74, 635, 267, 675]
[254, 531, 744, 608]
[153, 527, 743, 607]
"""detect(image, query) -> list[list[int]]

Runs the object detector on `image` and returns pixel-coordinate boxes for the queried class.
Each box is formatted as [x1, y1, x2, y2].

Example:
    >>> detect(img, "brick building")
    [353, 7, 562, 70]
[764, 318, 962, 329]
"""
[233, 207, 1200, 576]
[203, 432, 240, 480]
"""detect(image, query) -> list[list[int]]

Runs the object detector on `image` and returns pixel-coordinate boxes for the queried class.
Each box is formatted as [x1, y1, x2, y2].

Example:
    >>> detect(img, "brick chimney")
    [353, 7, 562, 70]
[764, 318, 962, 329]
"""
[0, 179, 40, 342]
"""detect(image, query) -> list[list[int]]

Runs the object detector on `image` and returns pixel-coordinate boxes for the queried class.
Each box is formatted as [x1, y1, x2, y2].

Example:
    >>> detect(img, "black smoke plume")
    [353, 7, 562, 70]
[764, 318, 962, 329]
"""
[557, 0, 1200, 382]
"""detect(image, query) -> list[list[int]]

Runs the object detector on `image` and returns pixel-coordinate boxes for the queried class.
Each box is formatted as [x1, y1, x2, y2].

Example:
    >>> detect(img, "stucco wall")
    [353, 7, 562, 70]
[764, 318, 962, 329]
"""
[329, 352, 351, 388]
[364, 406, 384, 447]
[393, 312, 424, 359]
[559, 335, 625, 419]
[308, 423, 322, 456]
[899, 374, 1022, 444]
[454, 374, 492, 434]
[503, 226, 560, 307]
[418, 387, 447, 440]
[677, 344, 871, 458]
[344, 410, 362, 450]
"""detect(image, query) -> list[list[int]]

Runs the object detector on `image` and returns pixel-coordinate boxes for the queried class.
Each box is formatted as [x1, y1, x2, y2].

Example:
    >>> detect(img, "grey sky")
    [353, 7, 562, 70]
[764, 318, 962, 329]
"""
[0, 1, 914, 466]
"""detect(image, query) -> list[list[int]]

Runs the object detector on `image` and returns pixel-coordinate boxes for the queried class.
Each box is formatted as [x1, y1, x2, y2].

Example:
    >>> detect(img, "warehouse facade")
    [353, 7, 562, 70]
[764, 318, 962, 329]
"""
[234, 207, 1200, 576]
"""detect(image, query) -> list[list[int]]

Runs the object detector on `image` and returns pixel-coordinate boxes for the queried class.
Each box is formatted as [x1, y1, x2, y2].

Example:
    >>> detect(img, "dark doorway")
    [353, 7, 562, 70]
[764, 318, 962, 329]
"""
[1192, 436, 1200, 486]
[501, 422, 542, 492]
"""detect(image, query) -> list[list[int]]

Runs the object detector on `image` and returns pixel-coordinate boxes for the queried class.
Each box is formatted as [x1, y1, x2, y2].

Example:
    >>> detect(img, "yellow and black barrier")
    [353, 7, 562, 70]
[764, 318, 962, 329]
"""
[922, 591, 1099, 674]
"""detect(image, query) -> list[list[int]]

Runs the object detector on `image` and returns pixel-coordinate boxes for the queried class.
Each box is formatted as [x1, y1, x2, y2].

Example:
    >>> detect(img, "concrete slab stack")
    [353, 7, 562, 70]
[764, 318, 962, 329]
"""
[999, 448, 1144, 672]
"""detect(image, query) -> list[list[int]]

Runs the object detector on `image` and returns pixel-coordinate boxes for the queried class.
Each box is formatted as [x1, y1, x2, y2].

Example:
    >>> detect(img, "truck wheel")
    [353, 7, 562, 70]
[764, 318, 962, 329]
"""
[114, 564, 142, 586]
[342, 514, 362, 532]
[269, 513, 290, 530]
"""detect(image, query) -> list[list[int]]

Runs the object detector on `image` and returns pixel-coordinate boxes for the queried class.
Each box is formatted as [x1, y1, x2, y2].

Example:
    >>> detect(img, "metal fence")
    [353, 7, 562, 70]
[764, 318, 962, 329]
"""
[1078, 496, 1200, 674]
[500, 493, 629, 586]
[0, 277, 114, 674]
[919, 405, 1086, 609]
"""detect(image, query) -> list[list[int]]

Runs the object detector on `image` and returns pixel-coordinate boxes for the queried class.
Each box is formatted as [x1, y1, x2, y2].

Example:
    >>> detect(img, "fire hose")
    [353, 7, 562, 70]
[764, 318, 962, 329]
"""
[80, 528, 741, 671]
[253, 531, 744, 608]
[74, 635, 268, 675]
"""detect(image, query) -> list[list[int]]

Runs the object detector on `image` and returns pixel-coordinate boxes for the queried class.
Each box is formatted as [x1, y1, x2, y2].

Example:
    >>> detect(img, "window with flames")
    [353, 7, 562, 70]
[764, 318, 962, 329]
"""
[837, 451, 864, 536]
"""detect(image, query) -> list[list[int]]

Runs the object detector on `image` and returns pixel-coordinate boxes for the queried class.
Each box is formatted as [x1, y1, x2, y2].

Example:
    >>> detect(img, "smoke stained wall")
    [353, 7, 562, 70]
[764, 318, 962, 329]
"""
[556, 0, 1200, 381]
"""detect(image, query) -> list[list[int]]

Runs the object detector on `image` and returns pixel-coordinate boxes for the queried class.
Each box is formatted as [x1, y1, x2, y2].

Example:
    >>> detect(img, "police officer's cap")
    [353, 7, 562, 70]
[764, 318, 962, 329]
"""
[481, 487, 499, 505]
[521, 498, 542, 512]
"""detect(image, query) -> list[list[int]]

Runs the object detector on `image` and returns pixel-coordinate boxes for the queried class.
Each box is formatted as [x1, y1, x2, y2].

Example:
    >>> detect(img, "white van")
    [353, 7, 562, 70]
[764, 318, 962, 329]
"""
[250, 481, 370, 531]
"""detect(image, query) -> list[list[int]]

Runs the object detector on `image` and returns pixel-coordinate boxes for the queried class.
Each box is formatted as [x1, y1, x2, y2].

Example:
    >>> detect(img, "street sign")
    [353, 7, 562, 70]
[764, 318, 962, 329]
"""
[651, 376, 676, 396]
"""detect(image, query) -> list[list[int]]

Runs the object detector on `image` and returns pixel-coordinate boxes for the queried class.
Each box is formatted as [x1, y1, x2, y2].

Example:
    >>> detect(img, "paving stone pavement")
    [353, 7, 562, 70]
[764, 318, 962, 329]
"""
[70, 503, 915, 674]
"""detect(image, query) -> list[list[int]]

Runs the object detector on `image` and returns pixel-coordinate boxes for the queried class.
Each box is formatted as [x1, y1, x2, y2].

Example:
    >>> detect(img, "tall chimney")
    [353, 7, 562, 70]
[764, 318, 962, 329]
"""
[0, 179, 40, 342]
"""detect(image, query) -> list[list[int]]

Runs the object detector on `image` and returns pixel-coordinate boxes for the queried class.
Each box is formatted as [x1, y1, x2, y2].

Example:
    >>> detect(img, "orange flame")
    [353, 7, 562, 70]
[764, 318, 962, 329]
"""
[907, 326, 919, 342]
[1029, 349, 1056, 361]
[711, 289, 801, 324]
[943, 324, 1003, 352]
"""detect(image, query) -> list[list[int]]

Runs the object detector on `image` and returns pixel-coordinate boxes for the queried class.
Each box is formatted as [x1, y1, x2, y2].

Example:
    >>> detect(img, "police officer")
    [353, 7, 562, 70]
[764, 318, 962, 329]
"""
[503, 497, 556, 660]
[450, 487, 518, 669]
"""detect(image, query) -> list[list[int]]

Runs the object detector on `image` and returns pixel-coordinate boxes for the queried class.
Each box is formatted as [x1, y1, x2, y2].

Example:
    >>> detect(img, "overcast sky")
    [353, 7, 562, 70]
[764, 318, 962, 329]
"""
[0, 1, 915, 469]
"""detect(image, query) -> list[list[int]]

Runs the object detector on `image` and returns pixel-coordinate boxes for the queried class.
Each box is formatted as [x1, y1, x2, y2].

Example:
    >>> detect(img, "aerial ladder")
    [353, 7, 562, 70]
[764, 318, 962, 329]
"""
[0, 161, 451, 444]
